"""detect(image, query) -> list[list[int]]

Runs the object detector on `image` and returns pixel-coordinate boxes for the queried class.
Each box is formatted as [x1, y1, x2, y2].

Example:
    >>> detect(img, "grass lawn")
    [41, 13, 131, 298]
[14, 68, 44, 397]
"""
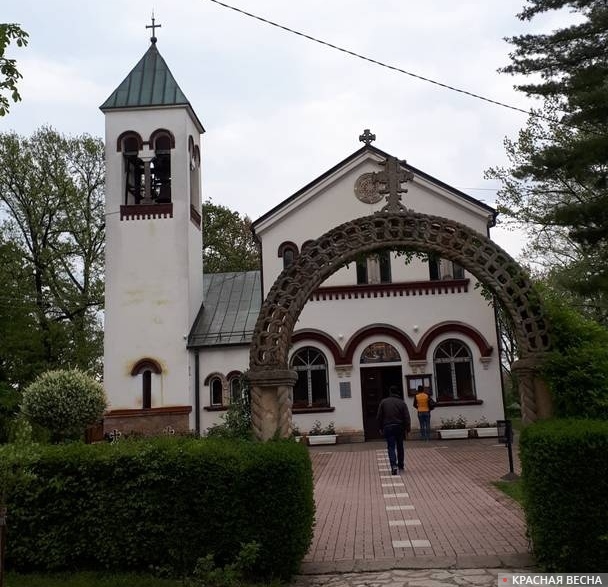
[494, 478, 525, 506]
[510, 418, 522, 432]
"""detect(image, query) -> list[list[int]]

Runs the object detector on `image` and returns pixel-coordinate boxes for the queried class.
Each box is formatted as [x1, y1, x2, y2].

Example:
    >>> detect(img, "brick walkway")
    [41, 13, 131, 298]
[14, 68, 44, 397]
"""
[301, 438, 532, 574]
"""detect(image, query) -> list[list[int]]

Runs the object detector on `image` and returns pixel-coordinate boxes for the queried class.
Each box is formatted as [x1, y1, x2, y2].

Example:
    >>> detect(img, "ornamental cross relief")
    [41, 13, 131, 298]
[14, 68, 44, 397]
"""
[373, 156, 414, 213]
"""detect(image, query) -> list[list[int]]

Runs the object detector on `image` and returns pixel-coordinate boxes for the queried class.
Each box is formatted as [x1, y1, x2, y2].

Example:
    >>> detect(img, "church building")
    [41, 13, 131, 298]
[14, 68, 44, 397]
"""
[100, 32, 504, 441]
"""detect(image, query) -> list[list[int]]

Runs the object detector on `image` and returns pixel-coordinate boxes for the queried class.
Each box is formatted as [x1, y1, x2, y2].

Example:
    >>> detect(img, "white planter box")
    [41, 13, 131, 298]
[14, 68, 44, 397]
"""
[438, 429, 469, 439]
[474, 427, 498, 438]
[308, 434, 337, 445]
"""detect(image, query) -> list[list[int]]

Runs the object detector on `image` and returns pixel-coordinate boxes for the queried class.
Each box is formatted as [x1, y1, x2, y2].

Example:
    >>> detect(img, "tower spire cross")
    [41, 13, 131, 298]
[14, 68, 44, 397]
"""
[146, 13, 162, 43]
[359, 128, 376, 146]
[373, 156, 414, 213]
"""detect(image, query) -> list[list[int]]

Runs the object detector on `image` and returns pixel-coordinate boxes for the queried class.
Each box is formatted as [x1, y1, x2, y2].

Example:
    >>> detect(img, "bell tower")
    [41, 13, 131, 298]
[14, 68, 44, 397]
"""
[100, 21, 204, 434]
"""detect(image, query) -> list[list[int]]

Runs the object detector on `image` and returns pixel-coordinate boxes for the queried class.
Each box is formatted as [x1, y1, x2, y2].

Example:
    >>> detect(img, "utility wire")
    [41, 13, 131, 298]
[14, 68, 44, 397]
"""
[205, 0, 572, 128]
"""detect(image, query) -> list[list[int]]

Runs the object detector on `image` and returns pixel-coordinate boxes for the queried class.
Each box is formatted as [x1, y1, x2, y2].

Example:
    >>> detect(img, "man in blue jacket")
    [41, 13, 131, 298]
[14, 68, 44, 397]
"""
[377, 385, 411, 475]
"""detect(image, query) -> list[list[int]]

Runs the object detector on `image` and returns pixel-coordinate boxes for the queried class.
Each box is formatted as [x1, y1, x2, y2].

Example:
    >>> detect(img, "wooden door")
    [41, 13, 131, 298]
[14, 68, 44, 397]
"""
[360, 366, 403, 440]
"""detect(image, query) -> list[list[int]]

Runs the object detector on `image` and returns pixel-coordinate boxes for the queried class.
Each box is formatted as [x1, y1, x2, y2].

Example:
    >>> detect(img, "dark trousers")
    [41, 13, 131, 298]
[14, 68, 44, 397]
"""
[383, 423, 405, 470]
[418, 412, 431, 440]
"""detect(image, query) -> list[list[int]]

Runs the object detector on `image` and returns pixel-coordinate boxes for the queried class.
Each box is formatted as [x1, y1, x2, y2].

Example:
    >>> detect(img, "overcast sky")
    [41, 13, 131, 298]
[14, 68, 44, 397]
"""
[1, 1, 569, 258]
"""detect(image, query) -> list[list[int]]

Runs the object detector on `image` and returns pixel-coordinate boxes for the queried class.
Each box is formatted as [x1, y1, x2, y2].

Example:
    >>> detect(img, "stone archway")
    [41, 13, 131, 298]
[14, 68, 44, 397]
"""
[247, 210, 552, 441]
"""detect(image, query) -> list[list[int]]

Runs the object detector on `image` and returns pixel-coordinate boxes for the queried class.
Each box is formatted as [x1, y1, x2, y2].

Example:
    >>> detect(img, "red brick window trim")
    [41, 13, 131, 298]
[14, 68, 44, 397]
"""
[121, 203, 173, 220]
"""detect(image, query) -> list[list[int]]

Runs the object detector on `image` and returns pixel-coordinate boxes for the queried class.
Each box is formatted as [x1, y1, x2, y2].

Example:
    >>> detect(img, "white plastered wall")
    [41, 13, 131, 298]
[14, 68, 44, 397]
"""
[103, 107, 203, 417]
[255, 153, 493, 296]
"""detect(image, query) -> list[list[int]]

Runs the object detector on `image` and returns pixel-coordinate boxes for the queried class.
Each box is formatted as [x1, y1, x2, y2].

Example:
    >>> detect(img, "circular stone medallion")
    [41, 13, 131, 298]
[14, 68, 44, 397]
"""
[354, 172, 382, 204]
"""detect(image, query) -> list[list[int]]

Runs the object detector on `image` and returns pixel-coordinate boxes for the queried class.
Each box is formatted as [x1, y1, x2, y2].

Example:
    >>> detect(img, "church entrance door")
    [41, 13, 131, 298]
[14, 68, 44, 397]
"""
[360, 365, 403, 440]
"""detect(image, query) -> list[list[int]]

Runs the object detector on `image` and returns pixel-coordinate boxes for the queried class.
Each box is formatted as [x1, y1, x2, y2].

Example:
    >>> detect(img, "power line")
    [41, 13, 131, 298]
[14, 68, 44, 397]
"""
[205, 0, 569, 128]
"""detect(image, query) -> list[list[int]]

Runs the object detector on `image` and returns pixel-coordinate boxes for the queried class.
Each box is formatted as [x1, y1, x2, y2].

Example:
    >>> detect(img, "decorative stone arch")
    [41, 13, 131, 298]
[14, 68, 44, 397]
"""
[248, 210, 552, 440]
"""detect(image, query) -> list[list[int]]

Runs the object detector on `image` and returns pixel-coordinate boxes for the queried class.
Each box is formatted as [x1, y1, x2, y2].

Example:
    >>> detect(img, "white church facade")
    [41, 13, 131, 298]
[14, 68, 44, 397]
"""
[101, 36, 505, 441]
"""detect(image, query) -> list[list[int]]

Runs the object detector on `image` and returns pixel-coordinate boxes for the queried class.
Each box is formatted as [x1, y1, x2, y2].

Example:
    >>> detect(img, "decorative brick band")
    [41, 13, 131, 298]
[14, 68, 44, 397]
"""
[105, 405, 191, 418]
[120, 203, 173, 220]
[103, 405, 192, 437]
[310, 278, 469, 301]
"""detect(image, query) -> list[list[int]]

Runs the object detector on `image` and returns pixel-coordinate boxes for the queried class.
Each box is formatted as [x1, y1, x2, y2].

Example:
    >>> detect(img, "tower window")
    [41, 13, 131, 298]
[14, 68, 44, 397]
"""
[119, 132, 145, 205]
[130, 358, 162, 409]
[151, 131, 173, 203]
[189, 136, 201, 210]
[142, 371, 152, 409]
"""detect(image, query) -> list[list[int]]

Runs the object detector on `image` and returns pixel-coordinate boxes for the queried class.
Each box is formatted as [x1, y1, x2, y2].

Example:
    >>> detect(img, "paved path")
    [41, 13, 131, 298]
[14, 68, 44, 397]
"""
[291, 567, 524, 587]
[291, 438, 534, 586]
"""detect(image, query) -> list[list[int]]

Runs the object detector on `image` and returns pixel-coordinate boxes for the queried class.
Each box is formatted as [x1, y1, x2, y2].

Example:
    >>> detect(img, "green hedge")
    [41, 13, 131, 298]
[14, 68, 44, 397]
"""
[520, 419, 608, 571]
[1, 437, 314, 579]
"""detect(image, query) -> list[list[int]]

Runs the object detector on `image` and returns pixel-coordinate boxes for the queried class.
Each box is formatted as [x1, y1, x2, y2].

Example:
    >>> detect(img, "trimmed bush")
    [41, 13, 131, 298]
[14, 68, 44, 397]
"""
[21, 369, 106, 442]
[1, 437, 314, 580]
[520, 419, 608, 571]
[540, 296, 608, 420]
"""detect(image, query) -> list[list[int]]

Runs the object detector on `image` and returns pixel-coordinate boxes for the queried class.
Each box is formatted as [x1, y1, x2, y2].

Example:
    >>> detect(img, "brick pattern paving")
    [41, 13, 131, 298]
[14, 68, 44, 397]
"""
[303, 440, 528, 566]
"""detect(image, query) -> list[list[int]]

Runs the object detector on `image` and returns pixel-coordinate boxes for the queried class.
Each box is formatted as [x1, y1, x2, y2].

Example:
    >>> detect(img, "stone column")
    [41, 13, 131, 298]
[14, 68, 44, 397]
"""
[511, 355, 552, 424]
[247, 369, 298, 441]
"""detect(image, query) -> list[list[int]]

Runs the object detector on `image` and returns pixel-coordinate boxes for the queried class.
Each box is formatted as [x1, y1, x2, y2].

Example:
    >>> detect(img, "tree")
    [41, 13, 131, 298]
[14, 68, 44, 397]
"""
[486, 102, 608, 322]
[21, 369, 107, 442]
[0, 23, 28, 116]
[0, 240, 48, 388]
[493, 1, 608, 315]
[202, 199, 260, 273]
[0, 128, 105, 382]
[539, 290, 608, 420]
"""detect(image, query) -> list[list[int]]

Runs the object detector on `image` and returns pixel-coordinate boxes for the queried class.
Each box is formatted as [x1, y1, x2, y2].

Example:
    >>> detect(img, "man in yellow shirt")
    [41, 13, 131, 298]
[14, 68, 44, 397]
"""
[413, 385, 434, 441]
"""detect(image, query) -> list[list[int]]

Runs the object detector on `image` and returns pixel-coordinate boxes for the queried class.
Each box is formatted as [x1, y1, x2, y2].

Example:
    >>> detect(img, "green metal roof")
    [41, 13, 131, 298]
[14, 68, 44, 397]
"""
[100, 42, 190, 110]
[187, 271, 262, 348]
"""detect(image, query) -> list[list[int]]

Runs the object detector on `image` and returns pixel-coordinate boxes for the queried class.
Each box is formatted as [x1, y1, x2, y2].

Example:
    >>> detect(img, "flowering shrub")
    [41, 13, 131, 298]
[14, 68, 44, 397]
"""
[308, 420, 335, 435]
[439, 414, 467, 429]
[472, 416, 495, 428]
[21, 369, 107, 442]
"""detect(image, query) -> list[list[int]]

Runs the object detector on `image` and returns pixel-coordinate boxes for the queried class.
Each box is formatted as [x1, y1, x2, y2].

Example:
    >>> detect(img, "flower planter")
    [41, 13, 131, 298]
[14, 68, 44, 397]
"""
[308, 434, 337, 445]
[473, 427, 498, 438]
[438, 429, 469, 439]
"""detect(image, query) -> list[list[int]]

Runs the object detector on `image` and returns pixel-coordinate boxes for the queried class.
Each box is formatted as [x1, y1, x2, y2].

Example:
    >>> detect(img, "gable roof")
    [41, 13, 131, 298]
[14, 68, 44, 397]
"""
[252, 144, 496, 229]
[100, 41, 205, 132]
[187, 271, 261, 348]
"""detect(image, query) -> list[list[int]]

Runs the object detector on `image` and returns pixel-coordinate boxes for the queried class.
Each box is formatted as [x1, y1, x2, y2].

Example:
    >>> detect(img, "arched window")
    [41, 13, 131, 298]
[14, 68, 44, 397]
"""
[142, 371, 152, 409]
[229, 376, 242, 403]
[150, 130, 173, 203]
[189, 136, 201, 211]
[210, 377, 224, 407]
[278, 241, 299, 270]
[434, 339, 475, 401]
[119, 131, 145, 205]
[290, 347, 329, 408]
[360, 342, 401, 363]
[130, 358, 162, 409]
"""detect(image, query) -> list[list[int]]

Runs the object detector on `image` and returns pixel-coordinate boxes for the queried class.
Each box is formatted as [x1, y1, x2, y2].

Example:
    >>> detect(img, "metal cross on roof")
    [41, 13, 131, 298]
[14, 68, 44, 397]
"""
[373, 156, 414, 213]
[146, 13, 162, 44]
[359, 128, 376, 146]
